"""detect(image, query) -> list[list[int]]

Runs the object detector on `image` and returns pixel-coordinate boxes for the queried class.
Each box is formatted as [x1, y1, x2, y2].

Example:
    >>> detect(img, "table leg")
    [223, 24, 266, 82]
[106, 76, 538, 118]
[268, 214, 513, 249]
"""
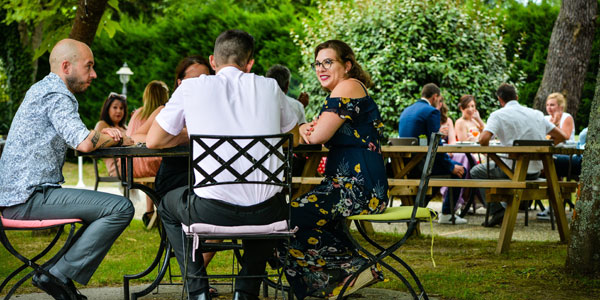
[542, 154, 570, 243]
[293, 154, 322, 199]
[496, 156, 529, 254]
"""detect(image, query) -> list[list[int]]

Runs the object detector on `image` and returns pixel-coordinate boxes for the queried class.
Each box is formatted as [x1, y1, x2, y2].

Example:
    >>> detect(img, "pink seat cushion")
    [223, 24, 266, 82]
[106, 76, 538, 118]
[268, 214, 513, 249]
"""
[182, 220, 292, 235]
[1, 216, 82, 229]
[181, 220, 297, 261]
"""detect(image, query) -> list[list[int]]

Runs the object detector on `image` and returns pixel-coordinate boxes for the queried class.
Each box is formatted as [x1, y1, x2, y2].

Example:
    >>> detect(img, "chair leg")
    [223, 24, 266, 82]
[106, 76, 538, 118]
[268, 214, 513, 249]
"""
[549, 204, 555, 231]
[484, 202, 491, 226]
[347, 220, 428, 300]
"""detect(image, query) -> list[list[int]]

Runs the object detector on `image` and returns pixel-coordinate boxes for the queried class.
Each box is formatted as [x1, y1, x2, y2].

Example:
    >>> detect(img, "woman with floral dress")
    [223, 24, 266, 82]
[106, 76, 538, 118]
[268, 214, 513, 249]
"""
[282, 40, 388, 299]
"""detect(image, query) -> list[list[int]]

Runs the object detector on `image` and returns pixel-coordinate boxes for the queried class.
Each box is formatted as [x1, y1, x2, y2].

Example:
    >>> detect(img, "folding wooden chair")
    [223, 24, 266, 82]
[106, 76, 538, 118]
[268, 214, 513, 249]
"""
[181, 133, 296, 299]
[0, 213, 84, 300]
[334, 132, 441, 300]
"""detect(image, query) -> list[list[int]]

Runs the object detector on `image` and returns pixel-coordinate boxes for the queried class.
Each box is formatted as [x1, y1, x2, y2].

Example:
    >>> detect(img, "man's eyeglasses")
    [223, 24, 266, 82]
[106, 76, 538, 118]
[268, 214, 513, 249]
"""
[311, 58, 337, 71]
[109, 92, 127, 101]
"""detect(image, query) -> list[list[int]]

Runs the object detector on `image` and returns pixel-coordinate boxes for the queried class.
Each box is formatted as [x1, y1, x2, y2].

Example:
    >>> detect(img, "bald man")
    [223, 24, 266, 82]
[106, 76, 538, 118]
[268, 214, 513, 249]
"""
[0, 39, 134, 300]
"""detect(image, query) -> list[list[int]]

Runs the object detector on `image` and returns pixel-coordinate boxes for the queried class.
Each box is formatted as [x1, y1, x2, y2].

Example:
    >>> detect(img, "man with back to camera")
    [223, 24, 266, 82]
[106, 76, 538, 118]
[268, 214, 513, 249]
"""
[146, 29, 300, 300]
[398, 83, 467, 224]
[0, 39, 134, 300]
[471, 83, 566, 226]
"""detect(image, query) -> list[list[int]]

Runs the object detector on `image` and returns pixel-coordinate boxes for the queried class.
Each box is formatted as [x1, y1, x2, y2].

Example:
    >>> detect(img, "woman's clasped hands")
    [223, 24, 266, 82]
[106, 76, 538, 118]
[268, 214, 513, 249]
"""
[300, 118, 318, 144]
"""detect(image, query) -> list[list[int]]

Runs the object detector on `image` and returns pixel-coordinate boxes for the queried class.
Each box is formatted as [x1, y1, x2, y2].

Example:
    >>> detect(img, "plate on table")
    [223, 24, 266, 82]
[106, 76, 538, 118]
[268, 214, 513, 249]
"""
[454, 141, 478, 145]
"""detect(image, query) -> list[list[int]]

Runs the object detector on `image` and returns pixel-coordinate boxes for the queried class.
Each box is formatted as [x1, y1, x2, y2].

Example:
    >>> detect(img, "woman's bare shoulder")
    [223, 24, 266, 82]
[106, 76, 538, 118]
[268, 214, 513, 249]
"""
[330, 79, 367, 98]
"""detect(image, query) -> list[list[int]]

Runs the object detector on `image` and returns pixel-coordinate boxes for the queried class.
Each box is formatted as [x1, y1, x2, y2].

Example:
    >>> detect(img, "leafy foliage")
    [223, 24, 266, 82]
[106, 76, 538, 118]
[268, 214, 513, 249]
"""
[0, 8, 35, 133]
[75, 0, 306, 128]
[499, 0, 558, 109]
[297, 0, 510, 137]
[499, 0, 599, 131]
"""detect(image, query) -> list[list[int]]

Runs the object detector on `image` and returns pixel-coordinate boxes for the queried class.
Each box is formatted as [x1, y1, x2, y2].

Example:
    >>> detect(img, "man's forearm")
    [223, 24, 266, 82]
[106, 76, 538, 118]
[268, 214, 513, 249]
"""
[78, 130, 133, 152]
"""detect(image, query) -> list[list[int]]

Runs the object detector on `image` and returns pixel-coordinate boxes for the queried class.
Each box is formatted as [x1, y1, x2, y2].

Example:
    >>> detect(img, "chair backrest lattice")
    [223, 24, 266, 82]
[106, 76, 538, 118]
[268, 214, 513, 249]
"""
[189, 134, 293, 191]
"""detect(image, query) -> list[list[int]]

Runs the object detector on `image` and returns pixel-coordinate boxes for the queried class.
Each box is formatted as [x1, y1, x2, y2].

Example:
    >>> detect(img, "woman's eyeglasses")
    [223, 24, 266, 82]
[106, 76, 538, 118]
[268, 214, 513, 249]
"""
[109, 92, 127, 101]
[311, 58, 337, 71]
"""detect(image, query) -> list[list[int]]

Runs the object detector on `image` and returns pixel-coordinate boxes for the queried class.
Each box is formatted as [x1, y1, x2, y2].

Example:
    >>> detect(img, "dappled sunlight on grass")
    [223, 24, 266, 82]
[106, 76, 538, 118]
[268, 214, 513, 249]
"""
[2, 221, 599, 299]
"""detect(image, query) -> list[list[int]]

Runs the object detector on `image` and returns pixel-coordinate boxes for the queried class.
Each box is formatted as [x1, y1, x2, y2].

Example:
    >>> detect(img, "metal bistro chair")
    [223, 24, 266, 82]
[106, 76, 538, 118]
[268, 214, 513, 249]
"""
[0, 212, 85, 300]
[92, 158, 121, 191]
[181, 133, 296, 299]
[335, 133, 442, 300]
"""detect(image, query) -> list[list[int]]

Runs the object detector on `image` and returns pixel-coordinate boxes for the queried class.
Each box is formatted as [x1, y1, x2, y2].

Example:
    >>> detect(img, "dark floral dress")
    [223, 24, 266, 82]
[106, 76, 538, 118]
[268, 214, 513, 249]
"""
[283, 88, 389, 299]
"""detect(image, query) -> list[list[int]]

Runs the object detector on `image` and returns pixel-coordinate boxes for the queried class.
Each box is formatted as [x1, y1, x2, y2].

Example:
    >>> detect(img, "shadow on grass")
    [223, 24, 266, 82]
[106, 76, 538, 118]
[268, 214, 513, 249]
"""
[2, 220, 599, 299]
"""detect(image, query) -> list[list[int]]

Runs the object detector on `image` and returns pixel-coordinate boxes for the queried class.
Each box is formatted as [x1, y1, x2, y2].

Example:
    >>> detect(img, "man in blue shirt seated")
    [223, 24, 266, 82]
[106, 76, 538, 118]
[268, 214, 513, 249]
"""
[398, 83, 467, 224]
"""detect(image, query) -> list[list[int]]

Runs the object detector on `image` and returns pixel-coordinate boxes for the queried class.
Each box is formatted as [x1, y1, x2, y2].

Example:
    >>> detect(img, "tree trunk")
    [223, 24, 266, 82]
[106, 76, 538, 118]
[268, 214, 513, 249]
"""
[532, 0, 596, 118]
[69, 0, 109, 46]
[566, 56, 600, 275]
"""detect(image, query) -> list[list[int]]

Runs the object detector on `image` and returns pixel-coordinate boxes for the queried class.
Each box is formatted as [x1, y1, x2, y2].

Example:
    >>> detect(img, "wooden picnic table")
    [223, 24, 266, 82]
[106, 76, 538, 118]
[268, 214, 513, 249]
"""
[292, 144, 584, 254]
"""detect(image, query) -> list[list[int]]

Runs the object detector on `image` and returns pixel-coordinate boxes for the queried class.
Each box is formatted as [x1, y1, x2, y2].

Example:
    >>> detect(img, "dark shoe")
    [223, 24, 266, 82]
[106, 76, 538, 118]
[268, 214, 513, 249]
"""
[65, 280, 87, 300]
[32, 273, 71, 300]
[189, 290, 211, 300]
[208, 285, 219, 297]
[233, 290, 259, 300]
[483, 209, 505, 227]
[142, 211, 154, 227]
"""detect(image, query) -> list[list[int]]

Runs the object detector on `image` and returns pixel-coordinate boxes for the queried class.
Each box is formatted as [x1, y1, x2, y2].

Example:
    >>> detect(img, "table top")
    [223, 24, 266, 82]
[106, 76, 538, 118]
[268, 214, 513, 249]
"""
[292, 144, 584, 155]
[75, 144, 188, 158]
[75, 143, 584, 159]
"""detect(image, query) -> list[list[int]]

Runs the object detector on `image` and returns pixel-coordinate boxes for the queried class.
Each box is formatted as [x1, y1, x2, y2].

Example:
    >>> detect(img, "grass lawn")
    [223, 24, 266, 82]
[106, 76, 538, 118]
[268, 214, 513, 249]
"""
[62, 160, 108, 187]
[1, 220, 599, 299]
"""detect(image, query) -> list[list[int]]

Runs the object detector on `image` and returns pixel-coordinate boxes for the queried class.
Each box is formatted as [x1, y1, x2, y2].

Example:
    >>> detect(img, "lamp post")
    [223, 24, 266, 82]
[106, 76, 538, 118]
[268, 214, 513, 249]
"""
[116, 62, 134, 96]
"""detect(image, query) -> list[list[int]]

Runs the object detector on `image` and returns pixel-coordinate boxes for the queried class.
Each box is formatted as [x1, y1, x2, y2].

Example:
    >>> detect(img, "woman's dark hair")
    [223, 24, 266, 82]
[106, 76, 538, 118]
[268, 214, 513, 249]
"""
[173, 55, 213, 91]
[99, 93, 128, 128]
[440, 101, 449, 124]
[459, 94, 475, 110]
[314, 40, 373, 89]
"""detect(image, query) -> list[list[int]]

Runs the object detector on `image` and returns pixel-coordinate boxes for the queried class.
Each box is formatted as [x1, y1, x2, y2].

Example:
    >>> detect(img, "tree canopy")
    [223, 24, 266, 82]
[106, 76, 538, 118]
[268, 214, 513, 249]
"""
[297, 0, 510, 137]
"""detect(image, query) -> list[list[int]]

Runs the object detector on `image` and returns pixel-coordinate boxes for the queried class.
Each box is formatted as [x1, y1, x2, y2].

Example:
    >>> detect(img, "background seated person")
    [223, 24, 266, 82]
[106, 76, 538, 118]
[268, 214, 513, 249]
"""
[438, 101, 456, 144]
[126, 80, 170, 226]
[545, 92, 575, 143]
[153, 55, 213, 200]
[455, 94, 485, 142]
[265, 64, 309, 176]
[398, 83, 467, 224]
[94, 92, 128, 177]
[471, 83, 566, 227]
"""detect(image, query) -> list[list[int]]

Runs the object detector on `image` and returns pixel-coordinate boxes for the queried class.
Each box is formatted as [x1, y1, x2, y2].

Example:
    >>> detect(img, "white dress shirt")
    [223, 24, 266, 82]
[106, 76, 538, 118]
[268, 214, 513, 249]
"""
[286, 95, 307, 124]
[156, 66, 298, 206]
[484, 100, 555, 173]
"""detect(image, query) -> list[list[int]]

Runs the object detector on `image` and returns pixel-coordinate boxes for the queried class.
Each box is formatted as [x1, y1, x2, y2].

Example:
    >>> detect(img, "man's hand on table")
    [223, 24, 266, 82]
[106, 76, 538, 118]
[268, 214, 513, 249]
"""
[452, 164, 465, 177]
[100, 128, 134, 147]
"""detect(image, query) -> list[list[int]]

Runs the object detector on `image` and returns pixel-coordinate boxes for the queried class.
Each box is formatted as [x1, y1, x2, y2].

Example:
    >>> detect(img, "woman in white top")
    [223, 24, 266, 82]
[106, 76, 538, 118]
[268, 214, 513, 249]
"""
[455, 95, 485, 142]
[545, 92, 575, 142]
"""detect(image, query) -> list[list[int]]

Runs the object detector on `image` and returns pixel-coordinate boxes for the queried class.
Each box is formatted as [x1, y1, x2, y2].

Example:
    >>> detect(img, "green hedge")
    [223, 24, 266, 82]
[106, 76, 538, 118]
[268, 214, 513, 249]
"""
[297, 0, 510, 138]
[500, 0, 600, 131]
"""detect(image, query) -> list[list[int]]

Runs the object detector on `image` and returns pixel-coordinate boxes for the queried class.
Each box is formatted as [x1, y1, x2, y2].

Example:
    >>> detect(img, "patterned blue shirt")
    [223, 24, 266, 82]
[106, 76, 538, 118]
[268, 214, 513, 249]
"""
[0, 73, 90, 207]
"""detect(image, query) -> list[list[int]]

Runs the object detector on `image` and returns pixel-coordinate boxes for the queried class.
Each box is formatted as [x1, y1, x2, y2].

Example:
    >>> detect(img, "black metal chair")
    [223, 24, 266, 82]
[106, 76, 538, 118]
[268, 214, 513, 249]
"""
[92, 158, 121, 191]
[182, 133, 295, 299]
[0, 213, 85, 300]
[334, 133, 442, 300]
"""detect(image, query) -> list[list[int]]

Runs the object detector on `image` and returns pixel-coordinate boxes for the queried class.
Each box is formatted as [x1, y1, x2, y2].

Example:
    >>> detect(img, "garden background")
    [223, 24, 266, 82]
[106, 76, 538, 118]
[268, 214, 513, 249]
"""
[1, 0, 598, 138]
